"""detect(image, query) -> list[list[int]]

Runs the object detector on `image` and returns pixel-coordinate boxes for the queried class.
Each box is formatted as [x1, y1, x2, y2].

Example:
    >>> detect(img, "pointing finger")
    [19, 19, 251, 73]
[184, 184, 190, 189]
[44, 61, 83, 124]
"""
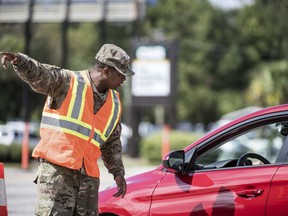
[1, 55, 7, 69]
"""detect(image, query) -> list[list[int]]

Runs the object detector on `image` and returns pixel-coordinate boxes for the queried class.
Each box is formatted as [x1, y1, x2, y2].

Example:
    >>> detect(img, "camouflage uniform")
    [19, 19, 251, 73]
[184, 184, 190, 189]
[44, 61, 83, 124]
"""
[36, 160, 99, 216]
[13, 53, 125, 215]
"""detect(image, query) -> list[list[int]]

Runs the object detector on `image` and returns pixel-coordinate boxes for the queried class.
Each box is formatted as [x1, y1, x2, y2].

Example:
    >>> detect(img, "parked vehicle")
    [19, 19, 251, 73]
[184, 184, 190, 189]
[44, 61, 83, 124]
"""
[120, 123, 133, 153]
[98, 104, 288, 216]
[0, 121, 40, 147]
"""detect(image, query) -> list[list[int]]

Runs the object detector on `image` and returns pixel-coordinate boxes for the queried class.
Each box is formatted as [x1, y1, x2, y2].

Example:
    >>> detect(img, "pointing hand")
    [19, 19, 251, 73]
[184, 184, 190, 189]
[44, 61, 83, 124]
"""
[0, 52, 20, 69]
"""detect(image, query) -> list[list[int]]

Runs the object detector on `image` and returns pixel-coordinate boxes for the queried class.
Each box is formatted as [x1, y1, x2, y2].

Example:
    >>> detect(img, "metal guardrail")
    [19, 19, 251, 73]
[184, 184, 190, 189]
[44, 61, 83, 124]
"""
[0, 0, 145, 23]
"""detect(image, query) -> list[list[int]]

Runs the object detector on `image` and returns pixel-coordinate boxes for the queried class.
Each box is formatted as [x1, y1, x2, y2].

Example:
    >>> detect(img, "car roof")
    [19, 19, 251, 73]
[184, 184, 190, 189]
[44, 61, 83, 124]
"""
[186, 104, 288, 150]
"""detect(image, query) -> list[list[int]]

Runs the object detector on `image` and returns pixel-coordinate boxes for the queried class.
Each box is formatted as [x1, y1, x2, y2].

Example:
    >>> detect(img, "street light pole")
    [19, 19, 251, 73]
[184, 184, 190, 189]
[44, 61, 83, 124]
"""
[99, 0, 107, 44]
[22, 0, 34, 170]
[61, 0, 70, 68]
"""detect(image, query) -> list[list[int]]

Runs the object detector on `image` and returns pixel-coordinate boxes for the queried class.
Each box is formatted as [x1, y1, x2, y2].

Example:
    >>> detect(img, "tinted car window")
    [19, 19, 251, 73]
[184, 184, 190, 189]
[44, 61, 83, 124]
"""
[195, 122, 285, 170]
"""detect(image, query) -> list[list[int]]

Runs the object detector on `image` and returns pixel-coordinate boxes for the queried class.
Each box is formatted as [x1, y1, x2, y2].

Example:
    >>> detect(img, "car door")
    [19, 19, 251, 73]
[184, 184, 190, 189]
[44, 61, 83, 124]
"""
[266, 164, 288, 216]
[150, 121, 286, 216]
[149, 166, 279, 216]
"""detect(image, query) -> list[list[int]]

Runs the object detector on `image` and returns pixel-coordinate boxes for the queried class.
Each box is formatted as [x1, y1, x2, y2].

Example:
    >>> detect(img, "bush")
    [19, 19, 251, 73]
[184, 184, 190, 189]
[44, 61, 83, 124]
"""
[140, 130, 203, 164]
[0, 144, 10, 162]
[0, 143, 34, 163]
[9, 143, 23, 163]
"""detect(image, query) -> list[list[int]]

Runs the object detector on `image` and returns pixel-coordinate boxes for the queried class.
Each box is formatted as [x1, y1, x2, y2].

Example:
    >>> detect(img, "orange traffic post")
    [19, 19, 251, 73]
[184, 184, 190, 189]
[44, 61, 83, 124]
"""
[161, 124, 171, 158]
[0, 163, 8, 216]
[21, 121, 30, 170]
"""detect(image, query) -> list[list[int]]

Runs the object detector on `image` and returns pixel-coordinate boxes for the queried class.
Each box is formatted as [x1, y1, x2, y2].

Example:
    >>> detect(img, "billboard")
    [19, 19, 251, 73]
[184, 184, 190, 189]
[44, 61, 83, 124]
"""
[132, 45, 171, 98]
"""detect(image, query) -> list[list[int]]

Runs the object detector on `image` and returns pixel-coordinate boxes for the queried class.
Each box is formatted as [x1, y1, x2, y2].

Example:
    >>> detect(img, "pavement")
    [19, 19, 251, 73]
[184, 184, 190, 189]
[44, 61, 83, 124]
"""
[3, 157, 158, 216]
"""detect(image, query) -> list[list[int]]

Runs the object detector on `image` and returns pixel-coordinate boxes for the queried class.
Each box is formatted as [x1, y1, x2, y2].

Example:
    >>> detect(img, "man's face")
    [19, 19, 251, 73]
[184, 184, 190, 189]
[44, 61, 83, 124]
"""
[107, 67, 126, 90]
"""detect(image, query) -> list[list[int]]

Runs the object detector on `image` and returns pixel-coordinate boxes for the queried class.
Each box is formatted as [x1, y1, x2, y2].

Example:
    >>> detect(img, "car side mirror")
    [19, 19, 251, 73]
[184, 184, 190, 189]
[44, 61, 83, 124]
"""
[162, 150, 185, 174]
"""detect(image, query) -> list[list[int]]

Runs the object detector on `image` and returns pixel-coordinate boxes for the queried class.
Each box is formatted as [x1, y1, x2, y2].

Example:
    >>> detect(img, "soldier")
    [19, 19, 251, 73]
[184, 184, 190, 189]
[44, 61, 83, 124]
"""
[0, 43, 135, 216]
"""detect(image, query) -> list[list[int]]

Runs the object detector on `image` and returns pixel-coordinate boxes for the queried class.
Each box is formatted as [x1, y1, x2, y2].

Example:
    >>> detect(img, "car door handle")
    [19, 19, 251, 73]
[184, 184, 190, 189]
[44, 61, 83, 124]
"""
[236, 189, 264, 199]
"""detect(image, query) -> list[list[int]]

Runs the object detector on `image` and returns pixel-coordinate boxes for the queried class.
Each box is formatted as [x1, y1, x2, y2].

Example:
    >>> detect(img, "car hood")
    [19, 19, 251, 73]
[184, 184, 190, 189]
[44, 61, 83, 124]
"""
[99, 167, 166, 215]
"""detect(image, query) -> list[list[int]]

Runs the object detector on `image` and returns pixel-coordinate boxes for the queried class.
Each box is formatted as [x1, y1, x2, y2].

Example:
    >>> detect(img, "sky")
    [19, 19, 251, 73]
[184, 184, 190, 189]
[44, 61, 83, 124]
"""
[208, 0, 254, 10]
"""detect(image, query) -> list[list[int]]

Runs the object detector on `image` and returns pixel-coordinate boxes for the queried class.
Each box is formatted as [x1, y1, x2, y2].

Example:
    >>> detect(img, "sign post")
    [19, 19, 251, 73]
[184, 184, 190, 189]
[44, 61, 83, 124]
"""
[161, 124, 170, 158]
[126, 42, 177, 157]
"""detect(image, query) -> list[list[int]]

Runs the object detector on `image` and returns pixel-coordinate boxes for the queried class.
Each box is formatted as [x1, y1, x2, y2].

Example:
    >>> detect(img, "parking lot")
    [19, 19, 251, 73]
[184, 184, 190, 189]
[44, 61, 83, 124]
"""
[4, 158, 157, 215]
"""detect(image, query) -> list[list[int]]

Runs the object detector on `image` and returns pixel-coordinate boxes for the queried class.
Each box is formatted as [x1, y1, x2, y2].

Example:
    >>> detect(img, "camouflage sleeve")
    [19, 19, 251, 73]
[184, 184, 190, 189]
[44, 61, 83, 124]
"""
[100, 123, 125, 179]
[12, 53, 70, 99]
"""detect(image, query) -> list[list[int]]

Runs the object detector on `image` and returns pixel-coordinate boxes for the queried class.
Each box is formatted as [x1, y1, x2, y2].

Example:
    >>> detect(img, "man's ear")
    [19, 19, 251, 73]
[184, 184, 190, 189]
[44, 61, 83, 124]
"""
[102, 67, 109, 77]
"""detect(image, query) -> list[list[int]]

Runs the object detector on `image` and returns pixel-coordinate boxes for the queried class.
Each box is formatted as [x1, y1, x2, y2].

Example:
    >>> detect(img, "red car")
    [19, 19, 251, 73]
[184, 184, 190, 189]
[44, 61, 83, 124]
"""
[99, 104, 288, 216]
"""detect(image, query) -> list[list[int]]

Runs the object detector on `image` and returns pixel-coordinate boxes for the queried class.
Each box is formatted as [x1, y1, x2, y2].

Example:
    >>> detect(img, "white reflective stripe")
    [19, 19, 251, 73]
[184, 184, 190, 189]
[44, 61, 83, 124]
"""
[0, 179, 7, 206]
[61, 127, 90, 142]
[43, 112, 91, 129]
[91, 139, 101, 148]
[68, 74, 78, 117]
[70, 72, 86, 119]
[40, 123, 61, 131]
[103, 90, 115, 136]
[42, 112, 106, 147]
[41, 122, 101, 148]
[103, 90, 121, 138]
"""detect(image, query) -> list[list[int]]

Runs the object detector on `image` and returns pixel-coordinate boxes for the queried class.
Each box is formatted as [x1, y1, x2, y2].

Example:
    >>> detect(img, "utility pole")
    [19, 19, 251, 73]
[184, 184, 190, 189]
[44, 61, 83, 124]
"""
[22, 0, 34, 170]
[99, 0, 108, 44]
[23, 0, 33, 120]
[61, 0, 70, 68]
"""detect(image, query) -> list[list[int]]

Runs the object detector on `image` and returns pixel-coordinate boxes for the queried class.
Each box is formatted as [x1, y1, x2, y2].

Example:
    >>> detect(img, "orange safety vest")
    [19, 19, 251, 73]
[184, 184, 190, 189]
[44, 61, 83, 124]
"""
[32, 70, 122, 177]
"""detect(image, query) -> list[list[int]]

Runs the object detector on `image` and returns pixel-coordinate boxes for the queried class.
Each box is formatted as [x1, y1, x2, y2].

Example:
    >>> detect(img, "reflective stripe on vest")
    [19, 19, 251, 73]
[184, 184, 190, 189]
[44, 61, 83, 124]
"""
[103, 90, 120, 137]
[68, 71, 87, 120]
[41, 71, 121, 147]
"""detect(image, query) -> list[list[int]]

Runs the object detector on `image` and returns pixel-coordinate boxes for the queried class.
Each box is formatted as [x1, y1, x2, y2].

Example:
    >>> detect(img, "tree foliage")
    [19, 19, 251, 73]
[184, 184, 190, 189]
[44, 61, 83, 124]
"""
[0, 0, 288, 126]
[145, 0, 288, 125]
[0, 21, 133, 122]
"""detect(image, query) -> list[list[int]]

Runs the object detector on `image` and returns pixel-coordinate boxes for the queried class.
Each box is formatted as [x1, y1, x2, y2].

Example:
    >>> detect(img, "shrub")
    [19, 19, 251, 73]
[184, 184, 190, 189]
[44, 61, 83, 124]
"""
[9, 143, 23, 163]
[0, 143, 34, 163]
[140, 130, 203, 164]
[0, 144, 10, 162]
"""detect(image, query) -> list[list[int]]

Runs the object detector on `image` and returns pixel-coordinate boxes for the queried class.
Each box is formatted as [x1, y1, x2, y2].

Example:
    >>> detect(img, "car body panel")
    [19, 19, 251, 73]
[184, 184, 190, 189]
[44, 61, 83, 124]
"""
[98, 168, 165, 216]
[266, 165, 288, 216]
[150, 166, 279, 216]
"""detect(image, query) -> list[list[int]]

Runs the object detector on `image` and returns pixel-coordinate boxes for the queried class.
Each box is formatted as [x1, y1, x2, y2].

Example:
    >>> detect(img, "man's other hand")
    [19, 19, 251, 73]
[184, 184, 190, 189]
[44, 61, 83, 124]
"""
[113, 175, 127, 198]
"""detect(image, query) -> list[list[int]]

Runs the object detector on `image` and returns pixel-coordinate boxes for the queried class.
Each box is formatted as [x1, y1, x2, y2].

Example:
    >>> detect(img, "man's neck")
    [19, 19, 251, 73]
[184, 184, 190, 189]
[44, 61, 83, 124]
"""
[89, 70, 107, 93]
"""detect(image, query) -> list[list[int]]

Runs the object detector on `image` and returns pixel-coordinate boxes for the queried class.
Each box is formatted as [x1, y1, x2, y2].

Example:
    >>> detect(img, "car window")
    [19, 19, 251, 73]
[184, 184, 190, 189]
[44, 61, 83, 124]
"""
[194, 122, 285, 170]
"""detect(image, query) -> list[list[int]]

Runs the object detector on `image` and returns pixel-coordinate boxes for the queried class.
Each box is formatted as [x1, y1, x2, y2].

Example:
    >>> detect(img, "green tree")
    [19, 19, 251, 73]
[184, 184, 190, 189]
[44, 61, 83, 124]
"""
[146, 0, 247, 125]
[246, 61, 288, 106]
[1, 0, 288, 127]
[0, 21, 134, 122]
[238, 0, 288, 107]
[145, 0, 288, 126]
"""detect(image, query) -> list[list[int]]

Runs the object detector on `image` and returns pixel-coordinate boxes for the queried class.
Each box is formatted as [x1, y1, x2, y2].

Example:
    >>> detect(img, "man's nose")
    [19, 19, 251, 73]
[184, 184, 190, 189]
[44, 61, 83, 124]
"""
[122, 75, 126, 81]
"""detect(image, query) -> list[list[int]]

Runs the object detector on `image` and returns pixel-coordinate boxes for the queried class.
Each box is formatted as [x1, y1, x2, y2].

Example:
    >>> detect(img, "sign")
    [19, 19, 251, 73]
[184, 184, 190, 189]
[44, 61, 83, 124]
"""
[0, 0, 142, 23]
[132, 45, 171, 97]
[135, 45, 166, 60]
[132, 60, 170, 97]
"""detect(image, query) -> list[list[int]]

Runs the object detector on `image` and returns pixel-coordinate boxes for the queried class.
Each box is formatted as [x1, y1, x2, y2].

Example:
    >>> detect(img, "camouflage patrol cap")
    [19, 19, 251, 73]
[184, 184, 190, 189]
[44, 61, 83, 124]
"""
[95, 44, 135, 76]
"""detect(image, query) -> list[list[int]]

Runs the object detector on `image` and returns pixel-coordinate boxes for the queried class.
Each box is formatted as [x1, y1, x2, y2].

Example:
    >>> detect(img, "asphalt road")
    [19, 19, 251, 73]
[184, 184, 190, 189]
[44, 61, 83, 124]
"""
[3, 158, 157, 216]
